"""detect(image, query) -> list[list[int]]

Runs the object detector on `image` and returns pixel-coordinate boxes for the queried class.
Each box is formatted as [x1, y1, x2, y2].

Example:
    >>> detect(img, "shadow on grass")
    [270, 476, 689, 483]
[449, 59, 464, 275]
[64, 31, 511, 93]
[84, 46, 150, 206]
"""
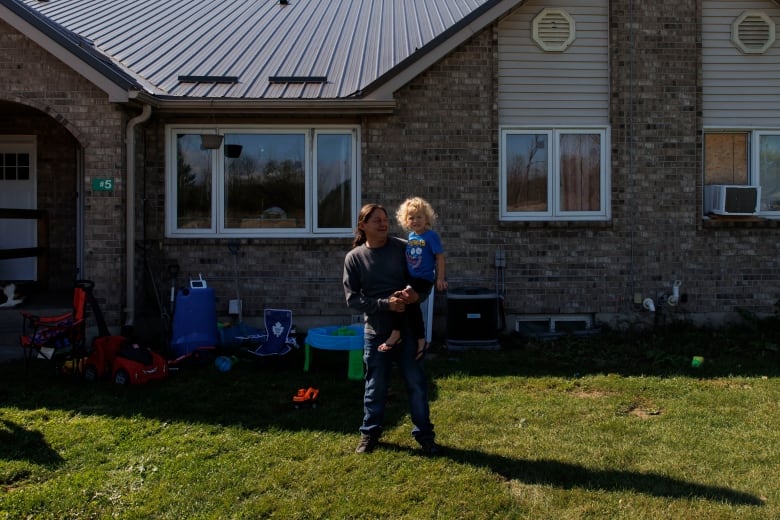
[0, 337, 772, 507]
[429, 321, 780, 379]
[0, 418, 64, 467]
[383, 442, 764, 506]
[2, 320, 778, 440]
[0, 348, 421, 436]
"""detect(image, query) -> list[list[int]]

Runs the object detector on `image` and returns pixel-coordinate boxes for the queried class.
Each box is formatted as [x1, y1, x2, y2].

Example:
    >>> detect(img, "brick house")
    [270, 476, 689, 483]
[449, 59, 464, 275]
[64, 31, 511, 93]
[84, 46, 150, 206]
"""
[1, 0, 779, 340]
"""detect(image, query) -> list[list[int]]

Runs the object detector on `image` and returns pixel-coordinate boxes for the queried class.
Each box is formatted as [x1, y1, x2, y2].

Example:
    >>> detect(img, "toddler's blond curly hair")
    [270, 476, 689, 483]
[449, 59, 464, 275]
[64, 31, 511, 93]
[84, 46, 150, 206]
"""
[396, 196, 437, 232]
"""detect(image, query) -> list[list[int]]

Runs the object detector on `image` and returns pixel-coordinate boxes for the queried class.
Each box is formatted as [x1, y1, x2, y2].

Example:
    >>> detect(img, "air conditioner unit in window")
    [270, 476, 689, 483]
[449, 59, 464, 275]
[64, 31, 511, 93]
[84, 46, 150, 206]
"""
[704, 184, 760, 216]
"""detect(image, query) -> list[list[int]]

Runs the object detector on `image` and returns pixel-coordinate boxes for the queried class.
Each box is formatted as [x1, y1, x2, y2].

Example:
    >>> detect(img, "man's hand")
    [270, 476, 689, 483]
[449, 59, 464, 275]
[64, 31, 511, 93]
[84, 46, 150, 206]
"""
[394, 285, 419, 304]
[388, 295, 406, 312]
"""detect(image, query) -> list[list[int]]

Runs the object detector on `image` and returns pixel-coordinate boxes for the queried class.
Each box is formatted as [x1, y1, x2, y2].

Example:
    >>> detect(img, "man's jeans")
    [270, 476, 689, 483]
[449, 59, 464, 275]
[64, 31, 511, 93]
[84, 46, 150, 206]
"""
[359, 325, 435, 444]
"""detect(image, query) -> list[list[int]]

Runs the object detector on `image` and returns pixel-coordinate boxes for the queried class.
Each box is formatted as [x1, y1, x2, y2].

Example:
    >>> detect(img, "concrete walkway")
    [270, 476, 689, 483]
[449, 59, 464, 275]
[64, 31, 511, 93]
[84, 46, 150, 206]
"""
[0, 307, 22, 362]
[0, 345, 23, 363]
[1, 314, 24, 363]
[0, 293, 71, 363]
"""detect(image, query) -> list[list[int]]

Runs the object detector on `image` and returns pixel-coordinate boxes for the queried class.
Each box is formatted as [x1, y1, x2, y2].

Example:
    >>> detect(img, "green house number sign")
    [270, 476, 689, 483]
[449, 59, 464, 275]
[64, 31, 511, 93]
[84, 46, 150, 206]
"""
[92, 178, 114, 191]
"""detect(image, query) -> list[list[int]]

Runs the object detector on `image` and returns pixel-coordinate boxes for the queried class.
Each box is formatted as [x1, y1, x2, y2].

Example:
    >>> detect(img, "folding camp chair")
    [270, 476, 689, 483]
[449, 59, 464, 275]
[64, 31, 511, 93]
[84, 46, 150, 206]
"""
[245, 308, 297, 356]
[19, 280, 93, 374]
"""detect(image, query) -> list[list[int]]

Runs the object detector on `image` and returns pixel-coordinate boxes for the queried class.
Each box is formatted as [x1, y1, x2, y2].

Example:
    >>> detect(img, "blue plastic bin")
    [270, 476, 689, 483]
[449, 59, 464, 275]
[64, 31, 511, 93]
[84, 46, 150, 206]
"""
[170, 287, 218, 357]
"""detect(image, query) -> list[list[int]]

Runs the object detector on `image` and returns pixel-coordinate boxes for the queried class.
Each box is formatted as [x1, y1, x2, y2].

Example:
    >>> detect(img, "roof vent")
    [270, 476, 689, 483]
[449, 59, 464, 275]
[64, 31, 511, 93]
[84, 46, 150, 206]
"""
[268, 76, 327, 84]
[178, 75, 239, 84]
[532, 8, 576, 52]
[732, 11, 775, 54]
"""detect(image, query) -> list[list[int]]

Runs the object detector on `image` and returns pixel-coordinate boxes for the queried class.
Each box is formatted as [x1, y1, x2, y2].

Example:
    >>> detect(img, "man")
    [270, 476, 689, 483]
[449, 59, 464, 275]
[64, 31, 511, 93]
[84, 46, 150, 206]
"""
[343, 203, 440, 455]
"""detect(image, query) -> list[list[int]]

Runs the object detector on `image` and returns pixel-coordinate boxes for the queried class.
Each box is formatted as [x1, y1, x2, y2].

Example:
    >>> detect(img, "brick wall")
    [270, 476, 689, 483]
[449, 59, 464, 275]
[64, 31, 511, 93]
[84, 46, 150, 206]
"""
[364, 28, 500, 302]
[0, 19, 128, 326]
[137, 119, 356, 330]
[135, 22, 500, 331]
[137, 1, 780, 334]
[368, 0, 780, 329]
[608, 0, 703, 319]
[7, 0, 778, 337]
[608, 0, 779, 325]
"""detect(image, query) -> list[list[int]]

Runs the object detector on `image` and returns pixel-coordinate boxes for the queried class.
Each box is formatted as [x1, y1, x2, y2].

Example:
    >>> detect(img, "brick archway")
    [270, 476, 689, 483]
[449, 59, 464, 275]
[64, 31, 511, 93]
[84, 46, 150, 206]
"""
[0, 96, 87, 147]
[0, 98, 81, 292]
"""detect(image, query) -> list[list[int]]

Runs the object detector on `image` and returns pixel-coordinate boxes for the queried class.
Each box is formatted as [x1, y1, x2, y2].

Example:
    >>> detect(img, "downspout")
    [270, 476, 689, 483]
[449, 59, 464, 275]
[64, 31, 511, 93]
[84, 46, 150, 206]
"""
[125, 104, 152, 329]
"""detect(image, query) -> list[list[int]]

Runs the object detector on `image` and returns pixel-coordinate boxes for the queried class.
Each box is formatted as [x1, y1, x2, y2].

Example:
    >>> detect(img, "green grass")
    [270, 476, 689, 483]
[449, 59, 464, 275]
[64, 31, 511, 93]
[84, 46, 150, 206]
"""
[1, 321, 779, 519]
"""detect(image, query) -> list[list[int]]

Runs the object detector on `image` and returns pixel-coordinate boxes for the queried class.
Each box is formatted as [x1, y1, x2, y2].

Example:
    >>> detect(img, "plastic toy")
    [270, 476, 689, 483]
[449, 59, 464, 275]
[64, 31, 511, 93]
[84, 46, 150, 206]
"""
[292, 387, 320, 408]
[214, 355, 238, 372]
[83, 336, 168, 385]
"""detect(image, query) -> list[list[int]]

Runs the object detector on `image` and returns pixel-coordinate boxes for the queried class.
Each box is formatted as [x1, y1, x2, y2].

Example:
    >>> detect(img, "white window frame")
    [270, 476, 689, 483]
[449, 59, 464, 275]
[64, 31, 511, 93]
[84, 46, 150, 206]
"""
[703, 128, 780, 217]
[312, 129, 360, 233]
[499, 126, 610, 221]
[165, 124, 360, 238]
[755, 130, 780, 216]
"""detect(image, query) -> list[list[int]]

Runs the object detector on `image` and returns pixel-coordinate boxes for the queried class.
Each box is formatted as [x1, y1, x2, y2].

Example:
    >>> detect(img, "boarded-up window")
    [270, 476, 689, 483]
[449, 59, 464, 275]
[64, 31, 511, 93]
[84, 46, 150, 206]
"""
[704, 133, 748, 184]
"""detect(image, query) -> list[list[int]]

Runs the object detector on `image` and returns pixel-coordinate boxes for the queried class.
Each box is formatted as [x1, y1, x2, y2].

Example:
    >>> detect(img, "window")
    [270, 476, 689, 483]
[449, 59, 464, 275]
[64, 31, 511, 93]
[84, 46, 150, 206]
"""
[0, 152, 30, 180]
[704, 130, 780, 213]
[500, 127, 610, 221]
[166, 126, 359, 237]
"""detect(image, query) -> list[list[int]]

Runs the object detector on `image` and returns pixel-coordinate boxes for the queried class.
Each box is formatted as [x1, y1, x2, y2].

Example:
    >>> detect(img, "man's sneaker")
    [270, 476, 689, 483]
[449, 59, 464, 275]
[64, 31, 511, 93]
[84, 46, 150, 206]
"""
[419, 439, 442, 456]
[355, 434, 379, 454]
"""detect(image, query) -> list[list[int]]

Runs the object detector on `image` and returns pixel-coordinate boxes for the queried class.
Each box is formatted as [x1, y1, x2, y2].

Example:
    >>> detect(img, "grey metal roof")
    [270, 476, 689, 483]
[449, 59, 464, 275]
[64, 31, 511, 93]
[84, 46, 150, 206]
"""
[13, 0, 508, 100]
[0, 0, 141, 92]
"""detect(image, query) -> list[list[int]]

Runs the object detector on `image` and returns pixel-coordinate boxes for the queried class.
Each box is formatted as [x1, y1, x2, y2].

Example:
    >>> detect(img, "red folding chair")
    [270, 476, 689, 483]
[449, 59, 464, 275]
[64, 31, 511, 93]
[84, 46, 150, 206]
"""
[19, 280, 91, 375]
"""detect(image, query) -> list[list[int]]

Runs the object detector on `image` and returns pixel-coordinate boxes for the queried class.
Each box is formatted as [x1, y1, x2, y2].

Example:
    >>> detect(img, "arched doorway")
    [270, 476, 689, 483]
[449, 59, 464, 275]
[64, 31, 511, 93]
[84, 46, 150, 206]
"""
[0, 100, 81, 296]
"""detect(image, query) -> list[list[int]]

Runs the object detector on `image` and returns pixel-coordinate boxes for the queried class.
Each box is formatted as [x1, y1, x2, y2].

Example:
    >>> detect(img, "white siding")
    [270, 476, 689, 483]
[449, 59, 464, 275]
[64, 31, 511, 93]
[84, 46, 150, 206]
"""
[703, 1, 780, 127]
[498, 0, 609, 126]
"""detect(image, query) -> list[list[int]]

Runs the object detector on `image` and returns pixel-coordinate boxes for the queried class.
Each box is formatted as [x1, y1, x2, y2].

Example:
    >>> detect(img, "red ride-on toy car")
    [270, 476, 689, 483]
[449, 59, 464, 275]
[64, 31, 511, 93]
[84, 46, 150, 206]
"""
[84, 336, 168, 385]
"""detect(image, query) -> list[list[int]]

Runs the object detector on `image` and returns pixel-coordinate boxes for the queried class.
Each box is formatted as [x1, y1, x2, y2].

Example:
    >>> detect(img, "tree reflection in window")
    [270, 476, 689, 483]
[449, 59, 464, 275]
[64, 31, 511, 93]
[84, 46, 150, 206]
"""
[224, 134, 305, 229]
[176, 135, 212, 229]
[316, 133, 352, 229]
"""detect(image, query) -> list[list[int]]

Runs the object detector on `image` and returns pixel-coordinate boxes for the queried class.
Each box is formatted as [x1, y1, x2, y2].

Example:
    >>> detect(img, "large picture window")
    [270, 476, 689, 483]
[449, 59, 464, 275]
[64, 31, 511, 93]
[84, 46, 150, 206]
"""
[500, 127, 610, 221]
[704, 130, 780, 213]
[166, 126, 359, 237]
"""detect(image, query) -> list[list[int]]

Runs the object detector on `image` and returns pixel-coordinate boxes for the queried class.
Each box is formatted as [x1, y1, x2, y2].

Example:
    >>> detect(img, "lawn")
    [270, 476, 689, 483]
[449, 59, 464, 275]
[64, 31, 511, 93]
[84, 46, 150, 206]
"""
[1, 320, 779, 519]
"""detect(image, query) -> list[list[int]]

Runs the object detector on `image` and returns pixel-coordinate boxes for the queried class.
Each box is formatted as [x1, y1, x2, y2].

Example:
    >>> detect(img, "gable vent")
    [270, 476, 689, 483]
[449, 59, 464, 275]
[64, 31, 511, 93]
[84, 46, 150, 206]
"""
[532, 8, 575, 52]
[732, 11, 776, 54]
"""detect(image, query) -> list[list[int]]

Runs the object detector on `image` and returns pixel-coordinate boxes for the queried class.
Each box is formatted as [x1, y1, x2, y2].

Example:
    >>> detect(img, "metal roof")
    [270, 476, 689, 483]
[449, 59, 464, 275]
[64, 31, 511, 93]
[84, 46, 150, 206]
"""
[10, 0, 513, 101]
[0, 0, 142, 96]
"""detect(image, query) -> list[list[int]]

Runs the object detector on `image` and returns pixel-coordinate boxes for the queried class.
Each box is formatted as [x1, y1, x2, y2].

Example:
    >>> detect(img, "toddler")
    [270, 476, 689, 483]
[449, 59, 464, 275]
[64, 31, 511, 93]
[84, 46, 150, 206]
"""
[378, 197, 447, 359]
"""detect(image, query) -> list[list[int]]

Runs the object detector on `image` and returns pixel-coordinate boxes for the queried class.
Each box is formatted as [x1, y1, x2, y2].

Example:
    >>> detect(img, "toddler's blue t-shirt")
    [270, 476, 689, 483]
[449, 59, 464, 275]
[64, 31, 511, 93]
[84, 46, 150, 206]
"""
[406, 229, 444, 283]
